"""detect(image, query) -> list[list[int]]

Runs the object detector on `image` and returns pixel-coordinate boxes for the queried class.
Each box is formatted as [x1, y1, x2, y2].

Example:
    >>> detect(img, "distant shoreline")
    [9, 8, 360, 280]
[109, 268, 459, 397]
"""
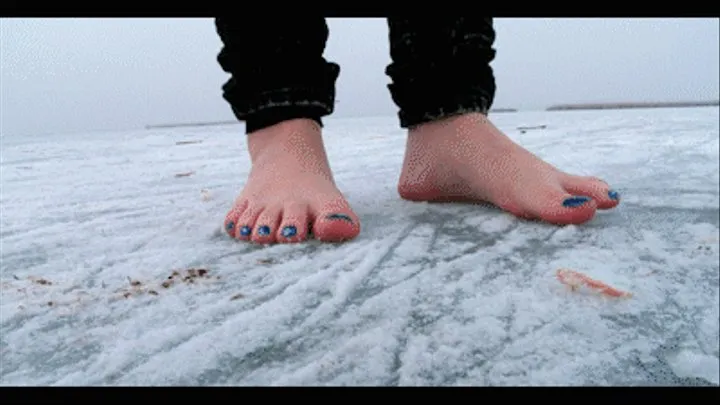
[145, 101, 718, 129]
[145, 120, 239, 129]
[546, 100, 719, 111]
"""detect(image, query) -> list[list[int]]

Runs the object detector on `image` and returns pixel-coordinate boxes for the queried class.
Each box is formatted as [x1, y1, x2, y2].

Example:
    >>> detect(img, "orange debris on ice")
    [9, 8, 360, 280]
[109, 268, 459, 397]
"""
[556, 268, 632, 298]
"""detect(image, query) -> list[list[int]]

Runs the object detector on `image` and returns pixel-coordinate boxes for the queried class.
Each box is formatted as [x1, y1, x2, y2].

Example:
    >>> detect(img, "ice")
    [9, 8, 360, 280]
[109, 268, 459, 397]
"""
[1, 108, 719, 386]
[667, 351, 720, 385]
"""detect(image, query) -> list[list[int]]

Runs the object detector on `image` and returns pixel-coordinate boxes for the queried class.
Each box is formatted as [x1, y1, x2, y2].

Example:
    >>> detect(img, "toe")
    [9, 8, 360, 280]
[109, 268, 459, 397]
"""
[311, 200, 360, 242]
[251, 207, 282, 244]
[529, 187, 598, 225]
[276, 203, 310, 243]
[224, 199, 248, 238]
[562, 175, 620, 210]
[235, 204, 262, 241]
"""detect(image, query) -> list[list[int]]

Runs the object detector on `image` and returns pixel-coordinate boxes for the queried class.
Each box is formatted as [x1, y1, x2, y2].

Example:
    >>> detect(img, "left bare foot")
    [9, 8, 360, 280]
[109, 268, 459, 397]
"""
[398, 113, 620, 225]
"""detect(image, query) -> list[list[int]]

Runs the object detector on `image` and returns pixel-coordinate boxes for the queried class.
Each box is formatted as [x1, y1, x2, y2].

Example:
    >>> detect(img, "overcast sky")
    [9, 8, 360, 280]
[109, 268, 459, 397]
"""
[1, 18, 718, 137]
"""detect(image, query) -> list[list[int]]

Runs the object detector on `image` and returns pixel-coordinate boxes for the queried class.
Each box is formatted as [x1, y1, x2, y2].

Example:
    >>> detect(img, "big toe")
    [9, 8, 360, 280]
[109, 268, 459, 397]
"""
[311, 201, 360, 242]
[562, 175, 620, 210]
[527, 187, 598, 225]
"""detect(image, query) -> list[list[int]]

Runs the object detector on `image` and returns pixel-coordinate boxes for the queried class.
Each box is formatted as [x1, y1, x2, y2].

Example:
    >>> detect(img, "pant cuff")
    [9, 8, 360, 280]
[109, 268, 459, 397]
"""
[387, 60, 496, 129]
[392, 87, 492, 128]
[244, 105, 324, 134]
[222, 61, 340, 133]
[227, 86, 336, 133]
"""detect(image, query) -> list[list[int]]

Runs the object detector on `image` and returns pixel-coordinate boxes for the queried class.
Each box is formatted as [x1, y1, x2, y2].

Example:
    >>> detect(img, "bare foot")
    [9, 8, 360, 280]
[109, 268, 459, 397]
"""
[225, 119, 360, 244]
[398, 113, 620, 225]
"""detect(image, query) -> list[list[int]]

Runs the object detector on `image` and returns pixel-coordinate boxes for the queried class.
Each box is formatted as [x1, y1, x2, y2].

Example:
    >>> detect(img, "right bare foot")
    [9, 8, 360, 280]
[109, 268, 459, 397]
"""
[224, 119, 360, 244]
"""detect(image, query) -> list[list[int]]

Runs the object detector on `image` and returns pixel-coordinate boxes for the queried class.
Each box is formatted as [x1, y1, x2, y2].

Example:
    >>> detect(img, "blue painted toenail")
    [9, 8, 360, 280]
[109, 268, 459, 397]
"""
[257, 225, 271, 236]
[226, 221, 234, 231]
[326, 213, 353, 224]
[562, 196, 590, 208]
[281, 225, 297, 238]
[240, 226, 251, 236]
[608, 189, 620, 201]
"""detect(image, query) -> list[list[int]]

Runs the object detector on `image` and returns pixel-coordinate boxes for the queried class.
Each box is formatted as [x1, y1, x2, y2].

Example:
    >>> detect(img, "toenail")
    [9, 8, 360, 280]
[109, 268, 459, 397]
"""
[257, 225, 271, 236]
[608, 189, 620, 201]
[562, 196, 591, 208]
[281, 225, 297, 238]
[240, 226, 252, 236]
[326, 213, 353, 224]
[226, 221, 234, 232]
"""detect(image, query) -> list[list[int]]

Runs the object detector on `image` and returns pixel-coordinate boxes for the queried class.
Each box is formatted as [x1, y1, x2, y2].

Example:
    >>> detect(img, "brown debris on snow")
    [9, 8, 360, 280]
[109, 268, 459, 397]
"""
[27, 276, 53, 286]
[5, 268, 223, 310]
[116, 267, 215, 299]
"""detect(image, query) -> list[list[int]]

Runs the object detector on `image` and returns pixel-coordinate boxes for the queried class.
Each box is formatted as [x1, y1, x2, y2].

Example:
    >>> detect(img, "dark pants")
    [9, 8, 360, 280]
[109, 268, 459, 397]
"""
[215, 18, 497, 134]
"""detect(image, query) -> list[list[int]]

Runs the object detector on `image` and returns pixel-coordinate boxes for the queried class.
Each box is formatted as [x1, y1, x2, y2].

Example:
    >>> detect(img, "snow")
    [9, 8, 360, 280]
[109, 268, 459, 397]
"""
[1, 107, 718, 386]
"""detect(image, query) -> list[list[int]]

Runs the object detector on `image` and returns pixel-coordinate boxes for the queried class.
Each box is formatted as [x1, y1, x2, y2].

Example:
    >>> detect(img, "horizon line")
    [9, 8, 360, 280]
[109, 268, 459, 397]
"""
[145, 99, 720, 129]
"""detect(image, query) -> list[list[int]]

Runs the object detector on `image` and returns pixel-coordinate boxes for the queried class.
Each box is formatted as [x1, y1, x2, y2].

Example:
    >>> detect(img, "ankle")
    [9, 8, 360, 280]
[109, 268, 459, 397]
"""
[408, 112, 490, 136]
[407, 113, 512, 159]
[247, 118, 323, 163]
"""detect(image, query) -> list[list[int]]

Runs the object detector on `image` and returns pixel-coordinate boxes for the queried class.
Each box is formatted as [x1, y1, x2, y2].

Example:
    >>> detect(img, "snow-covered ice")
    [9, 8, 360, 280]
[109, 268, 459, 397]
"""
[1, 108, 718, 386]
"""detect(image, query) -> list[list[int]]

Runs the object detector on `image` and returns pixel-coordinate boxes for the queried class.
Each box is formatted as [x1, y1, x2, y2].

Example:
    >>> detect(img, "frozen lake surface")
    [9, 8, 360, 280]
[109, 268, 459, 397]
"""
[1, 108, 718, 386]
